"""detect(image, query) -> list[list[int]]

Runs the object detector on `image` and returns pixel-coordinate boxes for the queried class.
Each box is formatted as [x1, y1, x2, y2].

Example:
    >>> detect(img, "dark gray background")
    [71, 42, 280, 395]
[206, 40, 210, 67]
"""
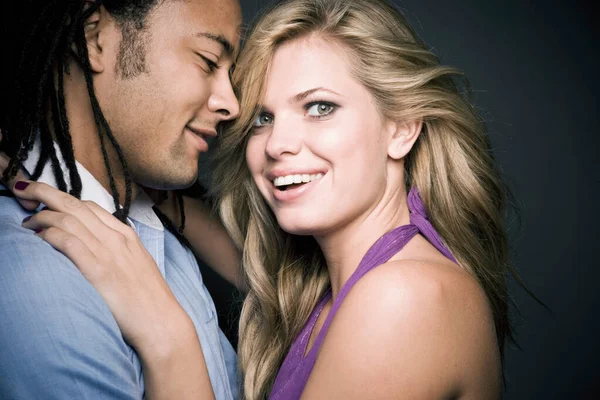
[200, 0, 600, 398]
[1, 0, 596, 398]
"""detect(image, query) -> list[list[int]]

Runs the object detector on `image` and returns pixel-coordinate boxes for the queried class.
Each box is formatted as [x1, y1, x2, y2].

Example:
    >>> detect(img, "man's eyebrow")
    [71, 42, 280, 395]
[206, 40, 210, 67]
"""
[194, 32, 235, 57]
[289, 87, 343, 104]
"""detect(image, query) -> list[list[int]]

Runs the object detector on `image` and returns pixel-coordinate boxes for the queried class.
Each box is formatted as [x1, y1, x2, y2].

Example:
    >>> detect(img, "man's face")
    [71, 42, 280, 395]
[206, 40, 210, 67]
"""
[96, 0, 241, 190]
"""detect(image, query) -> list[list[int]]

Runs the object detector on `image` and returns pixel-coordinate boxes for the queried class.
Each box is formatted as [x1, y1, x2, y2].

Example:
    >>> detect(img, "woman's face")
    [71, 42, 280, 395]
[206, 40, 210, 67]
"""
[246, 36, 397, 236]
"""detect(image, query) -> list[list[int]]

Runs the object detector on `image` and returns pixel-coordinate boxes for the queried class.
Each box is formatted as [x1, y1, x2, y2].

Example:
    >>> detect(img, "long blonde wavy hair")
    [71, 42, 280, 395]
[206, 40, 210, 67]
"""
[212, 0, 516, 398]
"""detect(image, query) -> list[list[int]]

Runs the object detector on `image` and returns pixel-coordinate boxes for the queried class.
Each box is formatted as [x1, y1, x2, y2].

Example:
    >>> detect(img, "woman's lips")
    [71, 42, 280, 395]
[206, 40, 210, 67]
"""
[272, 173, 325, 202]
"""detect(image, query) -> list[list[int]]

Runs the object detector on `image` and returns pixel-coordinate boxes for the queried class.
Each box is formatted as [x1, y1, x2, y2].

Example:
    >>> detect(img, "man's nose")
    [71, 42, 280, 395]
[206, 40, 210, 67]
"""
[208, 73, 240, 121]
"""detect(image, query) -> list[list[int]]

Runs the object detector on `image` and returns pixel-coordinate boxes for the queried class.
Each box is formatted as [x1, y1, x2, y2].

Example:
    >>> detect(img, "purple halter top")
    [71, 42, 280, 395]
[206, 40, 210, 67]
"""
[269, 188, 456, 399]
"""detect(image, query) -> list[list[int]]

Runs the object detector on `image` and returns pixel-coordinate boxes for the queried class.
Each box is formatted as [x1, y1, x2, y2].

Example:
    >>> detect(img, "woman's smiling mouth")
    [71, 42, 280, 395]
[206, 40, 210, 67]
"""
[273, 173, 324, 190]
[270, 172, 326, 202]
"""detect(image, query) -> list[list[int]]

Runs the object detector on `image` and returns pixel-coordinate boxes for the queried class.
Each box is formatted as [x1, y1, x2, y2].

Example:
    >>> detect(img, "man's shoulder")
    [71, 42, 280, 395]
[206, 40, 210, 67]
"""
[0, 195, 143, 398]
[0, 192, 33, 225]
[0, 195, 59, 271]
[0, 193, 73, 271]
[0, 193, 115, 324]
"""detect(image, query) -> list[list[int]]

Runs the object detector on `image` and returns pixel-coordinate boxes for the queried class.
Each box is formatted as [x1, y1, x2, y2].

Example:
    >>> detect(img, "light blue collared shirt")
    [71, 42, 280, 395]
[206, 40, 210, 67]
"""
[0, 141, 238, 399]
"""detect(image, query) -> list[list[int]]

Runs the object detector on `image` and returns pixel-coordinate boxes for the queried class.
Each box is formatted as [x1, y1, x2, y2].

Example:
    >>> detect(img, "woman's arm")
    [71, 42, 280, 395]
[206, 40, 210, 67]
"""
[149, 190, 246, 291]
[138, 313, 215, 400]
[15, 181, 216, 400]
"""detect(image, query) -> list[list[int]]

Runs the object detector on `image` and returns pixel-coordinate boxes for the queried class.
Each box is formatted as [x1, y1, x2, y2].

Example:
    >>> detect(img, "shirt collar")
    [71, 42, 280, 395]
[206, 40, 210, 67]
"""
[23, 138, 164, 231]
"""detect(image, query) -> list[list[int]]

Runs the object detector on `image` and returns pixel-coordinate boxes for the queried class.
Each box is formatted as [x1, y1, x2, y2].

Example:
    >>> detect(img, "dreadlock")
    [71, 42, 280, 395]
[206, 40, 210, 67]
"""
[0, 0, 189, 232]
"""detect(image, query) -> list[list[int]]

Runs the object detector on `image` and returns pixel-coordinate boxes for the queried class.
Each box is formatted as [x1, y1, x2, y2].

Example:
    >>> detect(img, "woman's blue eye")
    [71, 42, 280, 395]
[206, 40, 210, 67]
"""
[306, 102, 335, 117]
[253, 113, 273, 127]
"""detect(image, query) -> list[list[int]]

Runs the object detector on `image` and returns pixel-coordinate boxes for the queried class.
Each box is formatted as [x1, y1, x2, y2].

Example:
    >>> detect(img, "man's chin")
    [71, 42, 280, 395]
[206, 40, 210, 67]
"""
[135, 170, 198, 191]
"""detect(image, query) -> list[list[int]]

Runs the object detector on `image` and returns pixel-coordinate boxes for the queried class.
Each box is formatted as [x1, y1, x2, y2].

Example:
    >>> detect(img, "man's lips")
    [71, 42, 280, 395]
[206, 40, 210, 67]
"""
[185, 126, 214, 152]
[186, 126, 217, 139]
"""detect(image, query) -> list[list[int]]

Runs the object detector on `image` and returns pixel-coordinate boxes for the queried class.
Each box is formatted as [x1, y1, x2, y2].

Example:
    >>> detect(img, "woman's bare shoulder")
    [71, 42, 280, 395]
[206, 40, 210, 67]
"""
[303, 255, 502, 399]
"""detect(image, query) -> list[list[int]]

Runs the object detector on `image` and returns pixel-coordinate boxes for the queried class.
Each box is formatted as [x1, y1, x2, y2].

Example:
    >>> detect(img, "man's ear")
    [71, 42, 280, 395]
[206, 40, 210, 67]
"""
[80, 2, 108, 73]
[387, 119, 423, 160]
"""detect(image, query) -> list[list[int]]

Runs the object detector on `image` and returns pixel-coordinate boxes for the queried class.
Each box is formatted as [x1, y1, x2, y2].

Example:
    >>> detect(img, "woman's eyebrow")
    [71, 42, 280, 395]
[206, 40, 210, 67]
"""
[289, 87, 343, 104]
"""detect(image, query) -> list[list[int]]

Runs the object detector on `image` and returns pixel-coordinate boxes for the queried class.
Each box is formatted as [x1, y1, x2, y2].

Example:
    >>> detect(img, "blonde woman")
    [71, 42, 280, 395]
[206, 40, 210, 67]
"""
[10, 0, 514, 398]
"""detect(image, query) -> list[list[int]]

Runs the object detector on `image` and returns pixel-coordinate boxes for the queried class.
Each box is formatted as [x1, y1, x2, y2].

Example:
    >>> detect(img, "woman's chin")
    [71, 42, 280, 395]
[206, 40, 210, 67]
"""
[277, 219, 329, 237]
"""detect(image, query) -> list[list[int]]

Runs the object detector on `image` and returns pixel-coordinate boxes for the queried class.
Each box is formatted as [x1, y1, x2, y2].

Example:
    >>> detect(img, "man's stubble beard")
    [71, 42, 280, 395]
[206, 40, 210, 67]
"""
[126, 139, 199, 191]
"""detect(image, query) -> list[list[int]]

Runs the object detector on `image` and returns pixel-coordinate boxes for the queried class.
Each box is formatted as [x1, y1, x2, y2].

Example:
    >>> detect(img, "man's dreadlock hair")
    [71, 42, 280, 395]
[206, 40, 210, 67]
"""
[0, 0, 187, 234]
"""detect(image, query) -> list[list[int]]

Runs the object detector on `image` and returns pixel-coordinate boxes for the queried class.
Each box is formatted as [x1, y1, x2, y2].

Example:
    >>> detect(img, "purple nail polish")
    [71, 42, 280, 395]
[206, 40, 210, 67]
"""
[14, 181, 30, 191]
[22, 216, 31, 223]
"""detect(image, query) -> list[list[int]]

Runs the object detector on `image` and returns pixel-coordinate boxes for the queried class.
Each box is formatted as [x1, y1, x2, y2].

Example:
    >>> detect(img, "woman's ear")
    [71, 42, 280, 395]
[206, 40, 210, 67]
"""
[387, 119, 423, 160]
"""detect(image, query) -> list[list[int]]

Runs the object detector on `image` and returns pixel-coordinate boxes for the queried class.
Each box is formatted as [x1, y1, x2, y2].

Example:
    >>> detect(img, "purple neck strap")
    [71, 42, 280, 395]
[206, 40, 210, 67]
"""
[408, 188, 457, 263]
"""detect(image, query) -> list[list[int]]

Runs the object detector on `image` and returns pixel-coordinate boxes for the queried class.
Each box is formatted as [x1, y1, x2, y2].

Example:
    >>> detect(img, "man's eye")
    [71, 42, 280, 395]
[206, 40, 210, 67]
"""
[198, 54, 219, 72]
[305, 102, 336, 117]
[252, 113, 273, 127]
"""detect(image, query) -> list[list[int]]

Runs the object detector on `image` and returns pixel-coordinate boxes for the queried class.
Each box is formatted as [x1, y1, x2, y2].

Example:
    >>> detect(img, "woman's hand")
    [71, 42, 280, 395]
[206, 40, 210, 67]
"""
[14, 180, 215, 399]
[0, 129, 40, 210]
[16, 180, 184, 350]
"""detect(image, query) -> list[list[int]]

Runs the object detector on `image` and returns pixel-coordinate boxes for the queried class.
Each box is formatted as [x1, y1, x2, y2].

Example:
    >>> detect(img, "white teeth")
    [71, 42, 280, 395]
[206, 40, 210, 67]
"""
[273, 173, 324, 187]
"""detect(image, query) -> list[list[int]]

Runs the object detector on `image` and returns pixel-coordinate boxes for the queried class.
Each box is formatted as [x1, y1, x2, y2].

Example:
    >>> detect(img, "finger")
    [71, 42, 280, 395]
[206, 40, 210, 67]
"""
[0, 129, 38, 210]
[35, 227, 103, 282]
[13, 180, 112, 237]
[83, 200, 137, 238]
[10, 168, 40, 210]
[0, 154, 39, 210]
[22, 209, 105, 258]
[0, 149, 9, 173]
